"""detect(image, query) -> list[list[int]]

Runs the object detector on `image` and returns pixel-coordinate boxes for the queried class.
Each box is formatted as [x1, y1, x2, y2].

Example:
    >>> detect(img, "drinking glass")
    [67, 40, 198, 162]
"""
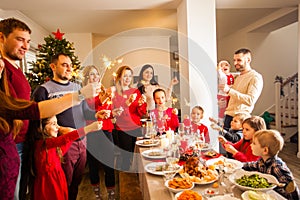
[149, 128, 157, 150]
[165, 145, 180, 166]
[162, 163, 177, 180]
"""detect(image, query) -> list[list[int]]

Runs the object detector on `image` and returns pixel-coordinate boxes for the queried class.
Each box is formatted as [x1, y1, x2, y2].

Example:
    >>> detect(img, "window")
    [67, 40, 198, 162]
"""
[20, 47, 37, 73]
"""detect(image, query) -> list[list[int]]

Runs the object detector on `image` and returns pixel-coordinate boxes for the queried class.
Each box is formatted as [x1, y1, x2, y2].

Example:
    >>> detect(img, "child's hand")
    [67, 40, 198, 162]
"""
[170, 77, 179, 86]
[208, 117, 217, 123]
[224, 143, 238, 155]
[95, 110, 111, 119]
[211, 123, 222, 131]
[218, 135, 227, 144]
[84, 121, 103, 133]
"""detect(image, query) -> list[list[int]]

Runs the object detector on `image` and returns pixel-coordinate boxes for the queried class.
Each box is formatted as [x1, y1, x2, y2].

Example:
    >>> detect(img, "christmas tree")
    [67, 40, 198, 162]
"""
[26, 29, 81, 93]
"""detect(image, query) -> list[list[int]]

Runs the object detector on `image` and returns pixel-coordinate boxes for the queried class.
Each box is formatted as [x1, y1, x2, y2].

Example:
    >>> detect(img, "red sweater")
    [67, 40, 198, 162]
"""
[113, 88, 147, 131]
[183, 119, 210, 143]
[150, 107, 179, 131]
[86, 96, 114, 132]
[5, 59, 31, 143]
[225, 139, 260, 162]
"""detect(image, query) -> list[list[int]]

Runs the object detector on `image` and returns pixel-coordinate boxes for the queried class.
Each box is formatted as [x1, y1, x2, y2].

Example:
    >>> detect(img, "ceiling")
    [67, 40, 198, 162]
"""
[1, 0, 300, 39]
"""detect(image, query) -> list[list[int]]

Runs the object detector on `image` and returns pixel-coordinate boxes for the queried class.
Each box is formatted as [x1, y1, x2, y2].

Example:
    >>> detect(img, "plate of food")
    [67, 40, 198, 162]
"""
[229, 169, 278, 192]
[203, 150, 219, 158]
[192, 142, 210, 151]
[206, 157, 243, 173]
[241, 191, 277, 200]
[136, 139, 160, 147]
[141, 149, 166, 159]
[144, 162, 181, 176]
[175, 190, 202, 200]
[179, 157, 218, 184]
[144, 162, 165, 175]
[165, 177, 194, 193]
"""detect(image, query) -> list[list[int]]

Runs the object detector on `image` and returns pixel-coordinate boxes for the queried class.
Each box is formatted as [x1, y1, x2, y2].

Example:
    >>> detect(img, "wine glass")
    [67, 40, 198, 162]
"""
[165, 145, 180, 166]
[162, 163, 177, 180]
[149, 128, 157, 150]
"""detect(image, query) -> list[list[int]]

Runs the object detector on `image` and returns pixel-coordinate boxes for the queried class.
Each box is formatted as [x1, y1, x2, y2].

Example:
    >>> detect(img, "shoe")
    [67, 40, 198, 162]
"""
[107, 188, 116, 200]
[93, 185, 101, 200]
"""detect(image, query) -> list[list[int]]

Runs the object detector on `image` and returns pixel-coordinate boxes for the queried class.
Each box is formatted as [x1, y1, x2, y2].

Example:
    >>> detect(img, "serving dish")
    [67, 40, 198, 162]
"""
[164, 178, 194, 193]
[206, 157, 243, 173]
[175, 190, 202, 200]
[141, 148, 166, 159]
[136, 139, 160, 147]
[229, 169, 278, 192]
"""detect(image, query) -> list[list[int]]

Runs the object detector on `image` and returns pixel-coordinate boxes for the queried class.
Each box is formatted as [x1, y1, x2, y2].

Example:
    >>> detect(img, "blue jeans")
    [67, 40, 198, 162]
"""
[14, 142, 24, 200]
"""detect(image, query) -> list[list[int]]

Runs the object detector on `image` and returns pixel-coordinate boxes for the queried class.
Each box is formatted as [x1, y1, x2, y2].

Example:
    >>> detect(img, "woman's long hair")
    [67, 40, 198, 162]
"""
[0, 69, 33, 136]
[136, 64, 159, 94]
[81, 65, 100, 86]
[115, 65, 133, 96]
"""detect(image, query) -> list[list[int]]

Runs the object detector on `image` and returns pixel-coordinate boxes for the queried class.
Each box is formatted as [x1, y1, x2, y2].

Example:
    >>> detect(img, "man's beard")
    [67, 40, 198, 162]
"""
[236, 65, 245, 72]
[57, 73, 71, 81]
[6, 51, 23, 61]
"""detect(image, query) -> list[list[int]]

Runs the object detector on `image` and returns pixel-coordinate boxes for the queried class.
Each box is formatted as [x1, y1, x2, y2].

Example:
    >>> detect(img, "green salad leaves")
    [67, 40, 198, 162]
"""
[236, 174, 272, 188]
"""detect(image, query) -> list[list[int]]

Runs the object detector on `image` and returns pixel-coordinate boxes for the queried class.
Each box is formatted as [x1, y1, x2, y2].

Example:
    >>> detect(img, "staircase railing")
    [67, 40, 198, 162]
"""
[274, 73, 298, 131]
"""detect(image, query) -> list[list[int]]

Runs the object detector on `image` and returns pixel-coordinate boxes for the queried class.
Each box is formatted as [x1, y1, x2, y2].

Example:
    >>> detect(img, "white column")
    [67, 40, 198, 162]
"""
[177, 0, 218, 149]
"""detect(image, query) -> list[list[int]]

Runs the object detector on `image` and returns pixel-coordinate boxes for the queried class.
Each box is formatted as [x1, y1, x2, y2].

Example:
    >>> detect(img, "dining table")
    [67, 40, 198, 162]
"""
[132, 138, 287, 200]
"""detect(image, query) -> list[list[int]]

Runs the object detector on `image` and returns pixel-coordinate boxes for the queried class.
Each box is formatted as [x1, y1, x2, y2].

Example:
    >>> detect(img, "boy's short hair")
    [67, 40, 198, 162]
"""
[253, 129, 284, 157]
[234, 113, 250, 123]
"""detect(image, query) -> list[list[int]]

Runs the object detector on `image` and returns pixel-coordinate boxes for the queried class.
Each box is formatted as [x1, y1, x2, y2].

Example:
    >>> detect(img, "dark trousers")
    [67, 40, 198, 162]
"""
[223, 114, 233, 131]
[62, 138, 87, 200]
[87, 130, 115, 187]
[115, 128, 142, 171]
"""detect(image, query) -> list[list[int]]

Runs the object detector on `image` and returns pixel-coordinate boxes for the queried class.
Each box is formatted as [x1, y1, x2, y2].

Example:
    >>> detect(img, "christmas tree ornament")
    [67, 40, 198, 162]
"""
[52, 29, 65, 40]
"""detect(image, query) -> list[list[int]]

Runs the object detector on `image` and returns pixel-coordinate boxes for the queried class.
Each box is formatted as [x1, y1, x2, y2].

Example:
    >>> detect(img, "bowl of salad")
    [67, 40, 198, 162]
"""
[229, 169, 278, 191]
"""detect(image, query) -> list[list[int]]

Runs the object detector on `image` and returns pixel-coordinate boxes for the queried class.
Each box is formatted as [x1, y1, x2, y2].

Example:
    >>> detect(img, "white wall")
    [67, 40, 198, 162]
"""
[218, 22, 298, 115]
[64, 33, 93, 66]
[88, 32, 172, 88]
